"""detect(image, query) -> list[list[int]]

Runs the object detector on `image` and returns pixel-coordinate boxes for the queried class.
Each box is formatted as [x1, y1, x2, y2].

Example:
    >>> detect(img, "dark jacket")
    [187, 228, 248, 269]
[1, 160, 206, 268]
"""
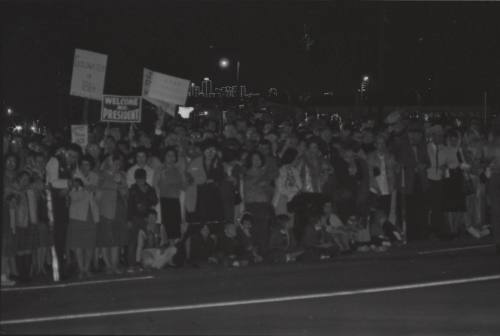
[128, 183, 158, 219]
[189, 232, 217, 262]
[302, 224, 328, 249]
[269, 226, 298, 251]
[390, 134, 430, 194]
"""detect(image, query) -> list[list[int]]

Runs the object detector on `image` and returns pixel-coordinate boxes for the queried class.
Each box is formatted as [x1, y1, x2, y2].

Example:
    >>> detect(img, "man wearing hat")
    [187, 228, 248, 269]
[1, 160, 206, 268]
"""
[426, 124, 446, 238]
[389, 117, 430, 242]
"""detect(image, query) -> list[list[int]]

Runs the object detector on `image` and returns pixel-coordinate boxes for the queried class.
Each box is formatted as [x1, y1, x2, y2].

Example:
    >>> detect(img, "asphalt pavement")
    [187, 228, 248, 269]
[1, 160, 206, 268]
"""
[1, 238, 500, 335]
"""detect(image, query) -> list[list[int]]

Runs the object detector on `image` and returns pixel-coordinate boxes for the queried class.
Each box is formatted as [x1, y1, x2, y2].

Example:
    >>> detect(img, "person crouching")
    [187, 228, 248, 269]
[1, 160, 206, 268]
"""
[217, 214, 263, 267]
[136, 210, 177, 270]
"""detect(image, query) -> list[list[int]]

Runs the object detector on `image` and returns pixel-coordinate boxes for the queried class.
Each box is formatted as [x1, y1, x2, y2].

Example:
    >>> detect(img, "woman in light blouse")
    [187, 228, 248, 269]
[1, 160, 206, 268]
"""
[155, 146, 186, 242]
[97, 153, 128, 274]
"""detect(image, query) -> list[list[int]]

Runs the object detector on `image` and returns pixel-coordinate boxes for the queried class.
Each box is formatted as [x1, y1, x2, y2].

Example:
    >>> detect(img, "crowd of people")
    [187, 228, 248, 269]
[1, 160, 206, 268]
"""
[2, 106, 500, 287]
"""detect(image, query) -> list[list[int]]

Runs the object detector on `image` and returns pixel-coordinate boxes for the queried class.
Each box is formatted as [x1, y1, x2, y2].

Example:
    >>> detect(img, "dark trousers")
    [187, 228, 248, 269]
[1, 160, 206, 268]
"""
[405, 192, 428, 242]
[160, 197, 182, 239]
[488, 173, 500, 245]
[52, 193, 69, 268]
[370, 193, 391, 217]
[427, 179, 445, 237]
[245, 202, 274, 254]
[127, 219, 141, 266]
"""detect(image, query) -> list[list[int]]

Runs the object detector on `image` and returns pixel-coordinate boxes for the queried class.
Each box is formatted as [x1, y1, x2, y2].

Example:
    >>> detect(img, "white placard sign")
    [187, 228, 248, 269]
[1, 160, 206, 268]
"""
[70, 49, 108, 100]
[142, 68, 190, 106]
[71, 125, 88, 149]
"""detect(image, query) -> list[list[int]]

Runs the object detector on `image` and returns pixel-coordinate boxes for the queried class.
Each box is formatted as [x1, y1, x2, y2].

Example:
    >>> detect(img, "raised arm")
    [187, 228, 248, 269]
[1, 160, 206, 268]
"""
[45, 157, 68, 189]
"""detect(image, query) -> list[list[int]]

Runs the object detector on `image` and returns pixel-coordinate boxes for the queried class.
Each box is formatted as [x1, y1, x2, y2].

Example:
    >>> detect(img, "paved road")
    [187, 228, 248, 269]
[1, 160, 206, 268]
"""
[1, 240, 499, 335]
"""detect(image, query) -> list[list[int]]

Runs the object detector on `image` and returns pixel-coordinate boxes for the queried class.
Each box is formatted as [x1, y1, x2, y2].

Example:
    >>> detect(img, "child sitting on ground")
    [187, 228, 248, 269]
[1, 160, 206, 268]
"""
[320, 201, 352, 253]
[136, 209, 178, 270]
[345, 215, 372, 252]
[267, 214, 304, 263]
[187, 224, 218, 266]
[217, 213, 262, 267]
[302, 214, 338, 260]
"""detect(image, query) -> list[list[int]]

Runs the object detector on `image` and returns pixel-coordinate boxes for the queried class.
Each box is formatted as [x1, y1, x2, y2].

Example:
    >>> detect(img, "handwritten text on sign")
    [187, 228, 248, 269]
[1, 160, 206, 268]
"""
[71, 125, 88, 149]
[70, 49, 107, 100]
[143, 68, 190, 106]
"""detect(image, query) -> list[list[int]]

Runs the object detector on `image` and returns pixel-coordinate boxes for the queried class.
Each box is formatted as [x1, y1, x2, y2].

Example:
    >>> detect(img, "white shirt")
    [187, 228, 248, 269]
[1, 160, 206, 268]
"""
[427, 143, 445, 181]
[45, 157, 68, 189]
[440, 146, 463, 170]
[375, 153, 390, 196]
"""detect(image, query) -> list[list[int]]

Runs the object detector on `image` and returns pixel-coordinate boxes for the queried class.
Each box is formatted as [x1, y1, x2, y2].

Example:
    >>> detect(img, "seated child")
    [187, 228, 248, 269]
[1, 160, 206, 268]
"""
[344, 215, 370, 252]
[187, 224, 218, 266]
[320, 201, 352, 252]
[267, 214, 304, 263]
[346, 214, 388, 252]
[136, 210, 178, 270]
[217, 213, 262, 267]
[302, 215, 338, 260]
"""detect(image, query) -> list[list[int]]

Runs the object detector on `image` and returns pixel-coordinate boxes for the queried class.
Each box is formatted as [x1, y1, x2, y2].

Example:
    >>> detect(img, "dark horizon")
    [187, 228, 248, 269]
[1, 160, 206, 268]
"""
[2, 1, 500, 123]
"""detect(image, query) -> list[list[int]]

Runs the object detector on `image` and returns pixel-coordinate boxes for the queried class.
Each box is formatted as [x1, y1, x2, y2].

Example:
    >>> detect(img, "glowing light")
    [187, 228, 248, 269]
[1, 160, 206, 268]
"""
[7, 108, 13, 115]
[363, 76, 369, 82]
[14, 125, 23, 132]
[219, 58, 230, 68]
[203, 77, 210, 81]
[30, 126, 36, 132]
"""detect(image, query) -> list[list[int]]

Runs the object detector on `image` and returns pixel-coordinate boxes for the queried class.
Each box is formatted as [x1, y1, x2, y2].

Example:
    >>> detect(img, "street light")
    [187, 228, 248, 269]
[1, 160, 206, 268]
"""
[361, 75, 370, 93]
[219, 57, 240, 84]
[219, 58, 230, 69]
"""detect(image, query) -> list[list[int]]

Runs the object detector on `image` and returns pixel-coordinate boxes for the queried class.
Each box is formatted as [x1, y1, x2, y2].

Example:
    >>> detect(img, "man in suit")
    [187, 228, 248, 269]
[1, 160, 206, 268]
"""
[387, 113, 430, 242]
[426, 125, 446, 239]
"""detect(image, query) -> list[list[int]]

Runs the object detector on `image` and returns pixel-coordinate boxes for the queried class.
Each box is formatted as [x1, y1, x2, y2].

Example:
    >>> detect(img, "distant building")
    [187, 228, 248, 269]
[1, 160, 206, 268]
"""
[193, 85, 201, 97]
[188, 83, 196, 97]
[201, 78, 213, 97]
[268, 88, 278, 97]
[209, 83, 251, 98]
[222, 86, 234, 97]
[239, 85, 247, 98]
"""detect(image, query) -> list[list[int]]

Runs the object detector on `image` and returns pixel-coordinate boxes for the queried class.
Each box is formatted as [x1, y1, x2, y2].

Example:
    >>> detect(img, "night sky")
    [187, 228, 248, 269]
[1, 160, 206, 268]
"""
[2, 1, 500, 124]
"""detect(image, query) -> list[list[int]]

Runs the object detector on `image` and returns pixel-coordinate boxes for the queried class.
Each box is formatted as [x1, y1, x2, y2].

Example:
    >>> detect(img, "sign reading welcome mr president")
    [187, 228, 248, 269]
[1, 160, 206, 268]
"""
[101, 95, 142, 123]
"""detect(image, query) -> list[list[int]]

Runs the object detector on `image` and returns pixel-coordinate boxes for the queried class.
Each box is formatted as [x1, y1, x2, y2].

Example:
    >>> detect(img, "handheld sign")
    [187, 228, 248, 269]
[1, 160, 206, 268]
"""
[70, 49, 108, 101]
[71, 125, 89, 149]
[101, 95, 142, 123]
[142, 68, 190, 106]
